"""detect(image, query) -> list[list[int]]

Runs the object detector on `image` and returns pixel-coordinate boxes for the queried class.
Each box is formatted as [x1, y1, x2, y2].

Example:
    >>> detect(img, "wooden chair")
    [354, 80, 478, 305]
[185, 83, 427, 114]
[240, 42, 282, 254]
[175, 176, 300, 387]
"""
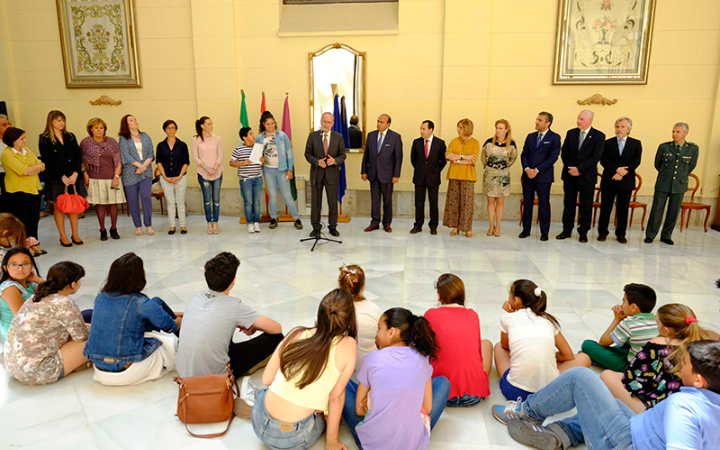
[591, 173, 602, 226]
[519, 178, 540, 226]
[680, 173, 711, 232]
[626, 173, 647, 230]
[151, 167, 165, 214]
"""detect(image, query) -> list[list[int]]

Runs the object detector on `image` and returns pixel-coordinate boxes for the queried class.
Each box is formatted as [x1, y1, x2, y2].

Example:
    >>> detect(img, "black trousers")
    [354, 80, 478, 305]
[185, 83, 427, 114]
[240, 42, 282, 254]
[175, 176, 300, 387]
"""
[522, 179, 552, 235]
[562, 181, 594, 236]
[0, 173, 7, 214]
[6, 192, 40, 240]
[414, 183, 439, 230]
[310, 178, 339, 230]
[229, 332, 284, 378]
[597, 184, 632, 237]
[370, 177, 393, 227]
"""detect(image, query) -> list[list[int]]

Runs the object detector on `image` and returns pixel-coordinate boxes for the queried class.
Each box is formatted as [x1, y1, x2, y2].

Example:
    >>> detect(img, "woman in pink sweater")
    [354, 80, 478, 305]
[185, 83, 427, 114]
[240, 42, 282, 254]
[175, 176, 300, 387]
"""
[192, 116, 223, 234]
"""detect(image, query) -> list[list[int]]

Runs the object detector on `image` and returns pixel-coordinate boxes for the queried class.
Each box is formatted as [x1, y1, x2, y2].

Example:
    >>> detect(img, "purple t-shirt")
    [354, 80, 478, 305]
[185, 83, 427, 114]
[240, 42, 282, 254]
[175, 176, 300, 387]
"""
[356, 346, 433, 450]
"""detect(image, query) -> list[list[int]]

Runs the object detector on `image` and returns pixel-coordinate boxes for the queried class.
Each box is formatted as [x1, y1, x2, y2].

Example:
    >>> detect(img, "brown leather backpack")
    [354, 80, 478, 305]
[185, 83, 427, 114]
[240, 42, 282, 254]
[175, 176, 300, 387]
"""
[174, 362, 239, 438]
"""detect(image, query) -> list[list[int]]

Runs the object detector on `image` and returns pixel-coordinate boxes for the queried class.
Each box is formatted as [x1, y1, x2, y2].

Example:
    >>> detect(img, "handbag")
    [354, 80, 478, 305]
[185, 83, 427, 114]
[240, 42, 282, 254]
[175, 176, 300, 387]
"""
[56, 184, 89, 214]
[174, 362, 239, 438]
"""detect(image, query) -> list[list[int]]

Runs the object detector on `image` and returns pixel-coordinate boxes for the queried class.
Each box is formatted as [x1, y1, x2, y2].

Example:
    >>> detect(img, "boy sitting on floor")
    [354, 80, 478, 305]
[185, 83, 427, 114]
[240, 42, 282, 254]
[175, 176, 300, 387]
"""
[493, 340, 720, 450]
[581, 283, 657, 373]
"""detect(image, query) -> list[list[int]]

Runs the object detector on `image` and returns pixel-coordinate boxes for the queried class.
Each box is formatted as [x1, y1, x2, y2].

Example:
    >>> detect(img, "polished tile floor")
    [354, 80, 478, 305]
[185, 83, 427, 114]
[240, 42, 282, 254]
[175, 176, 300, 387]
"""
[1, 212, 719, 449]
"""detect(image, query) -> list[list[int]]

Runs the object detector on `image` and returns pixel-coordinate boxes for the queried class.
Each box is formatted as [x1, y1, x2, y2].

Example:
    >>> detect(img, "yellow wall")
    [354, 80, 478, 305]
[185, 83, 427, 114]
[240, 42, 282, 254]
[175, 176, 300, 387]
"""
[1, 0, 719, 201]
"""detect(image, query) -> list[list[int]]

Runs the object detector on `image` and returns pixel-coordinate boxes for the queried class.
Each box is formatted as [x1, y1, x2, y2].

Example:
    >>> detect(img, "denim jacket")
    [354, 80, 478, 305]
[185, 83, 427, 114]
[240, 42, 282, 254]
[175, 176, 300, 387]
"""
[83, 292, 177, 371]
[256, 130, 294, 172]
[119, 133, 154, 187]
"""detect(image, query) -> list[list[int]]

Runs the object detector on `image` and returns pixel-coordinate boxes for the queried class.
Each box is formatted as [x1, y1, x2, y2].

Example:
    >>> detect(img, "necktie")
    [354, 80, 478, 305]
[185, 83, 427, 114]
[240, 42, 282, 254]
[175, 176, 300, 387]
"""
[579, 130, 586, 149]
[424, 139, 429, 159]
[377, 132, 384, 154]
[618, 138, 624, 156]
[536, 133, 543, 147]
[323, 133, 328, 156]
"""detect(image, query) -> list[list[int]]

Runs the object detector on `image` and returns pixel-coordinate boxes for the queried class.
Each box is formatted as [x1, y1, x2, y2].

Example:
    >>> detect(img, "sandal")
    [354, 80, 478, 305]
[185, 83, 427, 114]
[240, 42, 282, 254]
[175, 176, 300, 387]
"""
[466, 230, 473, 238]
[450, 228, 458, 236]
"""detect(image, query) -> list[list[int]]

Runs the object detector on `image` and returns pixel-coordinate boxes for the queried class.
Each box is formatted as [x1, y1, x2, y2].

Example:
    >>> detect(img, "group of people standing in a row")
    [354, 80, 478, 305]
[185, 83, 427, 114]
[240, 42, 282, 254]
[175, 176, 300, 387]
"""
[339, 110, 698, 245]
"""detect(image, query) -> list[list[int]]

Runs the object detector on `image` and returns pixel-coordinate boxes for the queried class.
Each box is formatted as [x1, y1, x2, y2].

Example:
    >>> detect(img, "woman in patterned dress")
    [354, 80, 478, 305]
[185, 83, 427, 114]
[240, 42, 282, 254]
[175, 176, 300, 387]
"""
[80, 118, 125, 241]
[481, 119, 517, 237]
[443, 119, 480, 237]
[4, 262, 89, 385]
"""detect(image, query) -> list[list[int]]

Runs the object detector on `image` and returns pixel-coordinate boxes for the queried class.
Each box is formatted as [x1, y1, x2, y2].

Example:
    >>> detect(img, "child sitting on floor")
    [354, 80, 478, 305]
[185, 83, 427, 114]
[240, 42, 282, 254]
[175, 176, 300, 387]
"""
[495, 279, 589, 401]
[0, 213, 28, 277]
[0, 247, 43, 341]
[601, 303, 713, 413]
[338, 264, 382, 372]
[582, 283, 657, 373]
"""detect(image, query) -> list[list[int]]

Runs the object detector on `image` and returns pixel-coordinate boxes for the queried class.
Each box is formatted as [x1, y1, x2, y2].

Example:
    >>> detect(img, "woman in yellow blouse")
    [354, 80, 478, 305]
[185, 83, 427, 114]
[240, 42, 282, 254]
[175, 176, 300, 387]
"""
[1, 127, 45, 255]
[443, 118, 480, 237]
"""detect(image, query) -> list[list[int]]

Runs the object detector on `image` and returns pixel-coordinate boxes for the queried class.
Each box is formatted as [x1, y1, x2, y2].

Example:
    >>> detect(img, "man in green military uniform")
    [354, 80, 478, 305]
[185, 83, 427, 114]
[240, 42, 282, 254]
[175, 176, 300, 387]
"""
[644, 122, 699, 245]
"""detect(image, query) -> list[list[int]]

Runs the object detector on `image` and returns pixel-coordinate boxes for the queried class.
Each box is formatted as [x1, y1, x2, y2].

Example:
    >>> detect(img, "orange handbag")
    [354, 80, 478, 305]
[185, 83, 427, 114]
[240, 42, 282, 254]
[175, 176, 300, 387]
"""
[56, 185, 89, 214]
[174, 362, 239, 438]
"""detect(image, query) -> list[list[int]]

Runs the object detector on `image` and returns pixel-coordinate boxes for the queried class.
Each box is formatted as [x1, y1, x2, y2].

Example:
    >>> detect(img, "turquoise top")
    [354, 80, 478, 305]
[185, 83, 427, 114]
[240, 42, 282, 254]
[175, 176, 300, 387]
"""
[0, 280, 37, 340]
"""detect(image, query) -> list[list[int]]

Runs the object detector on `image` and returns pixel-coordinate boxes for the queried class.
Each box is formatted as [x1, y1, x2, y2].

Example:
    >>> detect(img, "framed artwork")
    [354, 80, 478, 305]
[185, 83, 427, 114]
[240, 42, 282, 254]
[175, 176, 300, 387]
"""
[55, 0, 141, 88]
[553, 0, 657, 85]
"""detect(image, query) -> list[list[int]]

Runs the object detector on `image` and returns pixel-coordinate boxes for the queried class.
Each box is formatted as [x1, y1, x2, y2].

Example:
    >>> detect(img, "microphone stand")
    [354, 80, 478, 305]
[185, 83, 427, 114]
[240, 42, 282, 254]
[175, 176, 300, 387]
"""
[301, 155, 342, 251]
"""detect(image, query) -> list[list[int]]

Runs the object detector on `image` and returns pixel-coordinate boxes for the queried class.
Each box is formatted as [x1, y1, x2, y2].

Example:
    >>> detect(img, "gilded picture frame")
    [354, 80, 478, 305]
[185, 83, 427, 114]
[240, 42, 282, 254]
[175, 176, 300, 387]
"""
[55, 0, 141, 88]
[553, 0, 657, 85]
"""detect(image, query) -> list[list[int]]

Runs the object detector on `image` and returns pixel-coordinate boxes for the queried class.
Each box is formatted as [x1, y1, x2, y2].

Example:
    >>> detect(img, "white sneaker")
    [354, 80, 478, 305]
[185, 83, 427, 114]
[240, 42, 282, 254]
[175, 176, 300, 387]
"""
[253, 222, 261, 233]
[247, 224, 255, 234]
[239, 376, 257, 406]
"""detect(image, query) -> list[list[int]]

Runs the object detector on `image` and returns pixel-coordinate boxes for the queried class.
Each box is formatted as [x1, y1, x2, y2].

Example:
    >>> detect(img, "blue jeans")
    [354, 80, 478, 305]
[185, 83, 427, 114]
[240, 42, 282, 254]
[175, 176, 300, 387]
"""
[198, 174, 222, 223]
[520, 367, 635, 450]
[251, 388, 326, 450]
[447, 394, 484, 407]
[240, 176, 263, 224]
[342, 376, 451, 449]
[263, 168, 299, 219]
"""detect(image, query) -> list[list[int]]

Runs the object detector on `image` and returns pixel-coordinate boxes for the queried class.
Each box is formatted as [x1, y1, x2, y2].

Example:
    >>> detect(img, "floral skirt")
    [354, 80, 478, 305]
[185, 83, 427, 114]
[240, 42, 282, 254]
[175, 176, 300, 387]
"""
[443, 179, 475, 231]
[86, 178, 126, 205]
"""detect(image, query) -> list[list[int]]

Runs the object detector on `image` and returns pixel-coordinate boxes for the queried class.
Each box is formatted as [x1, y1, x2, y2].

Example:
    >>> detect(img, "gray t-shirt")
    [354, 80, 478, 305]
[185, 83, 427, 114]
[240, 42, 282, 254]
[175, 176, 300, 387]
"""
[176, 290, 260, 377]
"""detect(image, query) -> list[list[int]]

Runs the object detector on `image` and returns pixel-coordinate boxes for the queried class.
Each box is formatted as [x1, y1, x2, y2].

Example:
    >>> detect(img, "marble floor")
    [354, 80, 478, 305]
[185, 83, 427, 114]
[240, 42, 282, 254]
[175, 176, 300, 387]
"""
[1, 212, 719, 450]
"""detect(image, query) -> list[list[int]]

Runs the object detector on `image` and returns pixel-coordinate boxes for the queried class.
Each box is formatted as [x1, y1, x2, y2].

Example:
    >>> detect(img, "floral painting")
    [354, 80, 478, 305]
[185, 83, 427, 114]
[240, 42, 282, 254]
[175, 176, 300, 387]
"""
[554, 0, 657, 84]
[56, 0, 141, 88]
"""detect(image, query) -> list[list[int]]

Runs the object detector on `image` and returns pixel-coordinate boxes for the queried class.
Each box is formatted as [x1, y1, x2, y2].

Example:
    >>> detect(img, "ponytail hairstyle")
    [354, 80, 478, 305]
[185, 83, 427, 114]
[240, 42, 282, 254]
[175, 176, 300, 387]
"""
[195, 116, 211, 141]
[0, 213, 28, 248]
[383, 307, 439, 361]
[1, 247, 39, 284]
[280, 289, 357, 389]
[656, 303, 710, 373]
[33, 262, 85, 302]
[338, 264, 365, 302]
[435, 273, 465, 306]
[510, 279, 560, 330]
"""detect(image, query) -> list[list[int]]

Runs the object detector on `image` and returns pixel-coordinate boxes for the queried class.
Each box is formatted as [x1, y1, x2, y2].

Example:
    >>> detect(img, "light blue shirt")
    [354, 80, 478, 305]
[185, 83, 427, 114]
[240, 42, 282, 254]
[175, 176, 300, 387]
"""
[630, 387, 720, 450]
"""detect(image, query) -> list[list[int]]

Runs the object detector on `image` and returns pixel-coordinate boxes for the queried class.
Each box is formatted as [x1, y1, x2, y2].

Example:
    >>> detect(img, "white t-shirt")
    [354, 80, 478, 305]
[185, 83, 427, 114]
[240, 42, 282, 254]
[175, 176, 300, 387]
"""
[354, 299, 382, 372]
[499, 308, 560, 393]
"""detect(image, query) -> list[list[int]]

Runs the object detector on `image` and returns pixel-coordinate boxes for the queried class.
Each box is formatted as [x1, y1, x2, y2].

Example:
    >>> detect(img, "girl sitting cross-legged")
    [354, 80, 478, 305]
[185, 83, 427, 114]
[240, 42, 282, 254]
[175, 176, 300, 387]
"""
[0, 247, 43, 341]
[342, 308, 452, 450]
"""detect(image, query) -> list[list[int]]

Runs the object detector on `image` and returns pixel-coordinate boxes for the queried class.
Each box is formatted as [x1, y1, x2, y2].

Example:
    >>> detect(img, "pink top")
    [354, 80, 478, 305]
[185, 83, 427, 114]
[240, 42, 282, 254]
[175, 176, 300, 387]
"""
[192, 134, 223, 181]
[424, 306, 491, 398]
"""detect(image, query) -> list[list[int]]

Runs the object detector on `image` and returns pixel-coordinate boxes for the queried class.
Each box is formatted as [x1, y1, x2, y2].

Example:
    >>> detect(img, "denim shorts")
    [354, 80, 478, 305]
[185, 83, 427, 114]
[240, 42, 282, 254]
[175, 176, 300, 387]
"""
[500, 369, 534, 401]
[446, 393, 485, 407]
[251, 388, 326, 450]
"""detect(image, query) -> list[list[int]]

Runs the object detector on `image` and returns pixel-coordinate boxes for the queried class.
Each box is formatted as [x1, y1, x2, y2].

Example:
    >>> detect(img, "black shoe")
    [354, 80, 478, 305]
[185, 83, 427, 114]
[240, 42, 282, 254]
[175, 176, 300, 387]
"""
[100, 230, 108, 241]
[661, 238, 674, 245]
[168, 229, 176, 235]
[71, 237, 84, 245]
[644, 237, 653, 244]
[540, 234, 548, 241]
[518, 231, 530, 239]
[617, 236, 627, 244]
[410, 228, 422, 234]
[579, 235, 588, 243]
[556, 232, 571, 240]
[597, 234, 607, 242]
[110, 228, 121, 240]
[60, 239, 72, 248]
[430, 229, 437, 235]
[180, 228, 188, 235]
[309, 229, 320, 238]
[294, 219, 303, 230]
[269, 219, 278, 229]
[329, 228, 340, 237]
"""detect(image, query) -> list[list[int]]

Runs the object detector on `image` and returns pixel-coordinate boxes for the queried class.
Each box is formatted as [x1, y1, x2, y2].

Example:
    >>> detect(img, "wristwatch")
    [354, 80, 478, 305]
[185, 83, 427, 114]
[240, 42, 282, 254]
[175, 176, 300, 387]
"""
[460, 155, 464, 161]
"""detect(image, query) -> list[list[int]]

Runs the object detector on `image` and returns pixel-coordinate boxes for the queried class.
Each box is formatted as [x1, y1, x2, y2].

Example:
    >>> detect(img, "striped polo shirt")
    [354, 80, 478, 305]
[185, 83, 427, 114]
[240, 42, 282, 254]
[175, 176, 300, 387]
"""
[230, 145, 263, 180]
[610, 312, 658, 361]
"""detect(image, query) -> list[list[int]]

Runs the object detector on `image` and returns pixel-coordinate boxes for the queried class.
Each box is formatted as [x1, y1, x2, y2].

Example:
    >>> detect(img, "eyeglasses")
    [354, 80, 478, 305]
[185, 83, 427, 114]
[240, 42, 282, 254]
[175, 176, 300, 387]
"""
[7, 262, 32, 270]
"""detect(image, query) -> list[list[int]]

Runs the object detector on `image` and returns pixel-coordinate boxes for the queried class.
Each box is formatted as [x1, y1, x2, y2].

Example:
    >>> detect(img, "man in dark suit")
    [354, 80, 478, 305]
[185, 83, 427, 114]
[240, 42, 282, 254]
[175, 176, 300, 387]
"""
[519, 112, 561, 241]
[410, 120, 446, 235]
[304, 112, 346, 237]
[557, 110, 606, 243]
[597, 117, 642, 244]
[349, 115, 363, 150]
[361, 114, 403, 232]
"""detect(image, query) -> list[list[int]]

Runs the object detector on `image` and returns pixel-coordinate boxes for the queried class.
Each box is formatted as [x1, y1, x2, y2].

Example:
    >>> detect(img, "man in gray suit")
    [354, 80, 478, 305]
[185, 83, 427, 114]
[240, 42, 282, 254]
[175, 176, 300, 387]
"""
[305, 112, 346, 237]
